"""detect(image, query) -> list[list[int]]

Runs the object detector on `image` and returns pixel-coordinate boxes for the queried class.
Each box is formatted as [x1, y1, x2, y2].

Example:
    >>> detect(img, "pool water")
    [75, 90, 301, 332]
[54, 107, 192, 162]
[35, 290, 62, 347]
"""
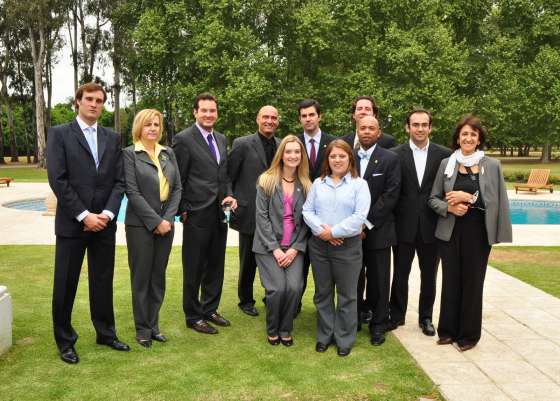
[3, 197, 560, 225]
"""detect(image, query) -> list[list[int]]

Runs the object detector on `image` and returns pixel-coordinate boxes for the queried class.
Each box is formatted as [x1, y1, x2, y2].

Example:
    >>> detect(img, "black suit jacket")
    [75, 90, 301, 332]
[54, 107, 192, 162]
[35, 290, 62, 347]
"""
[392, 142, 452, 243]
[46, 119, 125, 237]
[172, 124, 232, 225]
[297, 131, 335, 182]
[356, 145, 401, 250]
[343, 131, 397, 150]
[228, 132, 281, 234]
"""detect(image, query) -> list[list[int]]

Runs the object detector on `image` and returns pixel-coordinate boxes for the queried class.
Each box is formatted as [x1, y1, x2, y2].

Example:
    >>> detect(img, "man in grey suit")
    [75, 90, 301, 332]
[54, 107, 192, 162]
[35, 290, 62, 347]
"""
[47, 82, 130, 364]
[228, 106, 281, 316]
[296, 99, 334, 313]
[172, 93, 237, 334]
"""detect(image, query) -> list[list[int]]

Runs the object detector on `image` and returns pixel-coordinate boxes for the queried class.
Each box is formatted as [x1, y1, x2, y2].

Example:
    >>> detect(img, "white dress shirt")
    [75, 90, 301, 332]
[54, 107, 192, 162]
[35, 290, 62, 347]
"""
[409, 139, 429, 186]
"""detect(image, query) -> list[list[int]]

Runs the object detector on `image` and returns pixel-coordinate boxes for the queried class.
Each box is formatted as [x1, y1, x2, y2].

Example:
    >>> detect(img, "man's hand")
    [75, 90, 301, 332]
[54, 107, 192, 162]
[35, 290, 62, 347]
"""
[83, 213, 108, 232]
[445, 191, 472, 206]
[180, 212, 188, 223]
[154, 220, 172, 236]
[222, 196, 237, 211]
[448, 202, 469, 216]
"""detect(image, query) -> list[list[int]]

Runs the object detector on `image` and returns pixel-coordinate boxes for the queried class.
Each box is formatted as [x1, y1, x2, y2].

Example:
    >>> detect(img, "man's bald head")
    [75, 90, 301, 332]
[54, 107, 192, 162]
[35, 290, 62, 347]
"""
[357, 115, 381, 149]
[256, 105, 279, 138]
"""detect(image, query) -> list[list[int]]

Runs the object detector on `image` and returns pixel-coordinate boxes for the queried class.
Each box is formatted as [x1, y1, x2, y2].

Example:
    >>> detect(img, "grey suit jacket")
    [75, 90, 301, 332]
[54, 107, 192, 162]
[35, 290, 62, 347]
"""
[428, 156, 512, 245]
[228, 132, 281, 234]
[252, 183, 308, 255]
[123, 145, 182, 231]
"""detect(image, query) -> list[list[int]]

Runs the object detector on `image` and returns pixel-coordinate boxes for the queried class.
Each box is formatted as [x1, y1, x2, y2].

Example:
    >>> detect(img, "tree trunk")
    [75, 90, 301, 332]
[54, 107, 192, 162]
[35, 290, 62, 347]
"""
[29, 25, 47, 168]
[0, 104, 5, 164]
[7, 100, 17, 162]
[113, 42, 122, 142]
[46, 49, 53, 129]
[68, 5, 79, 92]
[541, 143, 551, 163]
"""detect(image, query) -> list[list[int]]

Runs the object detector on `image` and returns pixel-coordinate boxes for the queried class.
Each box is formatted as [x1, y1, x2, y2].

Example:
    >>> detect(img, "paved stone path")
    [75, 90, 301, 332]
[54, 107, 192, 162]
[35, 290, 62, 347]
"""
[1, 182, 559, 401]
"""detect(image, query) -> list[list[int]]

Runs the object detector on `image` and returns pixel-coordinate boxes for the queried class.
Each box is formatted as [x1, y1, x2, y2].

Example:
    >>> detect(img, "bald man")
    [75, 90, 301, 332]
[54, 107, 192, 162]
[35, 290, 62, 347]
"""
[354, 115, 401, 346]
[229, 106, 281, 316]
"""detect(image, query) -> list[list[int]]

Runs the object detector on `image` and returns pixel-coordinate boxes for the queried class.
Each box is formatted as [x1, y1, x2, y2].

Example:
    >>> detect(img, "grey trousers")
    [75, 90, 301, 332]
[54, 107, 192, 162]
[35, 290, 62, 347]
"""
[126, 225, 173, 340]
[309, 235, 363, 350]
[256, 252, 304, 337]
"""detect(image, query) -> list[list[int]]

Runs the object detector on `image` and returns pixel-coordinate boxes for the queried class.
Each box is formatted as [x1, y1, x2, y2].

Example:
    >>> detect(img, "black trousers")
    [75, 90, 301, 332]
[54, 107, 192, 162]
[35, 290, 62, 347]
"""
[297, 248, 311, 309]
[390, 231, 439, 324]
[238, 232, 257, 307]
[437, 209, 491, 347]
[362, 247, 391, 333]
[182, 211, 227, 324]
[52, 228, 117, 351]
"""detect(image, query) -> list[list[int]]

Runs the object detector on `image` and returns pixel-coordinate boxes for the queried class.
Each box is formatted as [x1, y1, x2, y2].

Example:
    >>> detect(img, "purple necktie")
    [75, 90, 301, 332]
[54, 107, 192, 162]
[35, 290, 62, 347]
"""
[309, 138, 316, 169]
[207, 134, 218, 162]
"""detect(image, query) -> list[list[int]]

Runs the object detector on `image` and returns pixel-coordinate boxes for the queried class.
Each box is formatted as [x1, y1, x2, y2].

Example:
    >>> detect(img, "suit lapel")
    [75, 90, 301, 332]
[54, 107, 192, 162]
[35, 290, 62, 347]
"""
[192, 124, 218, 164]
[250, 133, 268, 169]
[316, 134, 329, 173]
[363, 146, 379, 179]
[96, 126, 108, 166]
[420, 144, 439, 191]
[216, 134, 227, 167]
[135, 149, 155, 167]
[478, 157, 488, 197]
[71, 120, 96, 165]
[402, 146, 420, 190]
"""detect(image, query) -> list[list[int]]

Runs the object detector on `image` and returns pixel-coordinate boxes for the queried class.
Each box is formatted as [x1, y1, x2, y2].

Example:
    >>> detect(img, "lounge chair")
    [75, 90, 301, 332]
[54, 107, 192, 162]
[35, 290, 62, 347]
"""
[514, 169, 553, 194]
[0, 177, 14, 187]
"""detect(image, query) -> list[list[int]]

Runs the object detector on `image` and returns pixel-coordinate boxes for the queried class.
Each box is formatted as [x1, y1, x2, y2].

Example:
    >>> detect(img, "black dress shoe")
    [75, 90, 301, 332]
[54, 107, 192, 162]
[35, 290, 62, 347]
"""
[386, 319, 405, 331]
[97, 339, 131, 351]
[206, 312, 231, 327]
[137, 339, 152, 348]
[151, 333, 167, 342]
[315, 342, 329, 353]
[267, 336, 280, 346]
[337, 347, 351, 357]
[239, 304, 259, 317]
[60, 347, 79, 364]
[419, 318, 436, 336]
[437, 337, 453, 345]
[360, 310, 373, 324]
[370, 332, 385, 346]
[187, 319, 218, 334]
[457, 342, 476, 352]
[280, 337, 293, 347]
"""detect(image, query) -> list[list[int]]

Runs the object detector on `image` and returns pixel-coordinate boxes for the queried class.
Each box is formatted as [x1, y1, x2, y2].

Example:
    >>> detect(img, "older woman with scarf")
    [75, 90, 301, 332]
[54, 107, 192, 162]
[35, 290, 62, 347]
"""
[428, 115, 512, 352]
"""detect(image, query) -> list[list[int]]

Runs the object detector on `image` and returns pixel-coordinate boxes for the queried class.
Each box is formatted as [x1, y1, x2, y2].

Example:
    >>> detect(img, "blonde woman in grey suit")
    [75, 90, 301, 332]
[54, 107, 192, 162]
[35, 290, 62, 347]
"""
[124, 109, 182, 348]
[253, 135, 312, 347]
[428, 115, 512, 352]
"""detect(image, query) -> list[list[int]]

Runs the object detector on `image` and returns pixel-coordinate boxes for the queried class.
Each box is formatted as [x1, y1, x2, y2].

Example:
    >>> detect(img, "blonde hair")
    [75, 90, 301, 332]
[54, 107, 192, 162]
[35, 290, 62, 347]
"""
[131, 109, 164, 143]
[257, 135, 312, 197]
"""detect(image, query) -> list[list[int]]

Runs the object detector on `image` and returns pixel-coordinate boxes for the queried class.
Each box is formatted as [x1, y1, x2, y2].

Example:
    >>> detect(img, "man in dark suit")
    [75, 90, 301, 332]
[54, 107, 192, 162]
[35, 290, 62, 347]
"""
[355, 115, 401, 346]
[389, 109, 451, 336]
[343, 95, 397, 150]
[172, 93, 237, 334]
[47, 82, 130, 364]
[228, 105, 280, 316]
[295, 99, 334, 313]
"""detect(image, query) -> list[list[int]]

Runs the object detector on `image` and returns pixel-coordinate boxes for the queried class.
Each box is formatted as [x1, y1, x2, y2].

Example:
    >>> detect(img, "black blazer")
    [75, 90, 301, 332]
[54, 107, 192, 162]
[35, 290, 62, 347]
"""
[355, 145, 401, 250]
[123, 145, 182, 231]
[228, 132, 281, 234]
[172, 124, 232, 224]
[343, 131, 397, 150]
[392, 142, 452, 244]
[46, 119, 125, 237]
[297, 132, 335, 182]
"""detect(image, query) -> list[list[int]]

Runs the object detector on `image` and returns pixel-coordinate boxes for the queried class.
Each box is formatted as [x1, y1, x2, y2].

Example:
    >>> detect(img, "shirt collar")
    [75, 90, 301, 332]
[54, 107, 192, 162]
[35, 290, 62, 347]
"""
[304, 130, 322, 144]
[322, 171, 352, 187]
[409, 139, 429, 152]
[196, 123, 213, 138]
[134, 140, 165, 158]
[76, 116, 98, 132]
[360, 143, 376, 156]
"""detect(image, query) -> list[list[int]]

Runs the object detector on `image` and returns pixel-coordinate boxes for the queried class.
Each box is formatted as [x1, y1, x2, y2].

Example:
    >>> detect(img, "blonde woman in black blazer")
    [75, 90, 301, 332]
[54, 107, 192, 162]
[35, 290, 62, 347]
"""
[428, 115, 511, 352]
[253, 135, 312, 347]
[123, 109, 182, 348]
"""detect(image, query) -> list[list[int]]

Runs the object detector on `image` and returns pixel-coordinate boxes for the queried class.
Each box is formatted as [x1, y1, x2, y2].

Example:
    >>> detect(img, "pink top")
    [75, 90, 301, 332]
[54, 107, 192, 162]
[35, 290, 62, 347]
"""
[280, 194, 295, 247]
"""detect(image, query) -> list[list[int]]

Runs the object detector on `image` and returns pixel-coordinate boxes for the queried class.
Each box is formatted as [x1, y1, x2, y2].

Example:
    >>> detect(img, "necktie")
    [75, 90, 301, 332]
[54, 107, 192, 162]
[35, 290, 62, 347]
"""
[85, 127, 99, 168]
[207, 134, 218, 162]
[358, 149, 370, 161]
[309, 138, 316, 169]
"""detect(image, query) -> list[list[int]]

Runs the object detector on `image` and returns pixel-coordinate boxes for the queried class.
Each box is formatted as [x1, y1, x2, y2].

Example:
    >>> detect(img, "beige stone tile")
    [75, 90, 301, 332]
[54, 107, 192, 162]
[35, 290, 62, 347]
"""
[530, 324, 560, 340]
[439, 384, 511, 401]
[420, 361, 490, 385]
[483, 322, 541, 341]
[503, 308, 560, 325]
[500, 383, 560, 401]
[536, 360, 560, 383]
[463, 334, 523, 362]
[477, 360, 554, 384]
[405, 340, 468, 363]
[503, 339, 560, 362]
[483, 309, 519, 325]
[485, 296, 534, 309]
[546, 307, 560, 320]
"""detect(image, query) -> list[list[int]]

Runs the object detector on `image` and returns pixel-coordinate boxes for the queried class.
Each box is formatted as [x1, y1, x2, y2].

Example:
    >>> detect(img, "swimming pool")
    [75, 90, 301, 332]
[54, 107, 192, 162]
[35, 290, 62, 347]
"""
[3, 197, 560, 225]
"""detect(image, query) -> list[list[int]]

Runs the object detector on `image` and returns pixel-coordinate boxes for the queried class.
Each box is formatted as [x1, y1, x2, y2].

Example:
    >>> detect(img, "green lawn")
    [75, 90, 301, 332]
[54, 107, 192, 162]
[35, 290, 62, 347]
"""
[0, 167, 47, 182]
[490, 246, 560, 298]
[0, 246, 441, 401]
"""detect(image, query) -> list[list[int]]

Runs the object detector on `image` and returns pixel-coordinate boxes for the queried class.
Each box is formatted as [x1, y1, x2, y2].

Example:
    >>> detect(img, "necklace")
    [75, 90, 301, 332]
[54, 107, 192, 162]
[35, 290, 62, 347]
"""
[282, 176, 295, 183]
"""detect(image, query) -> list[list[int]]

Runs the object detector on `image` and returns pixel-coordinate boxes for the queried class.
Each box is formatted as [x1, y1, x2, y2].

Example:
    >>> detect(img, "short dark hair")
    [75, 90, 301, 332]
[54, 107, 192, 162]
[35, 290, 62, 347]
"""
[351, 95, 379, 117]
[298, 99, 321, 116]
[320, 139, 358, 179]
[406, 108, 433, 126]
[452, 114, 487, 150]
[193, 92, 218, 111]
[75, 82, 107, 108]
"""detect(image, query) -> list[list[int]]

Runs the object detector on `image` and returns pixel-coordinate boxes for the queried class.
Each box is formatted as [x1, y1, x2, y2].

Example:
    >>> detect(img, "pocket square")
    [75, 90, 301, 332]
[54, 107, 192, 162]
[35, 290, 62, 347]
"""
[372, 173, 384, 177]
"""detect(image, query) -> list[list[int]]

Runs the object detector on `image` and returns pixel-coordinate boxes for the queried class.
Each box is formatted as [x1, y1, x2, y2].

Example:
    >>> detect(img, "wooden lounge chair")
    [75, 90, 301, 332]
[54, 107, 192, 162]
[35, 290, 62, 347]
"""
[0, 177, 14, 187]
[514, 169, 553, 194]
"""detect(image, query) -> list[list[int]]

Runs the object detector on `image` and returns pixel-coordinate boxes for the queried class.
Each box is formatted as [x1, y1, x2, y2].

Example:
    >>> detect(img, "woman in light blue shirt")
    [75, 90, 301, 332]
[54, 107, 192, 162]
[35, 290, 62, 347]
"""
[303, 139, 371, 357]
